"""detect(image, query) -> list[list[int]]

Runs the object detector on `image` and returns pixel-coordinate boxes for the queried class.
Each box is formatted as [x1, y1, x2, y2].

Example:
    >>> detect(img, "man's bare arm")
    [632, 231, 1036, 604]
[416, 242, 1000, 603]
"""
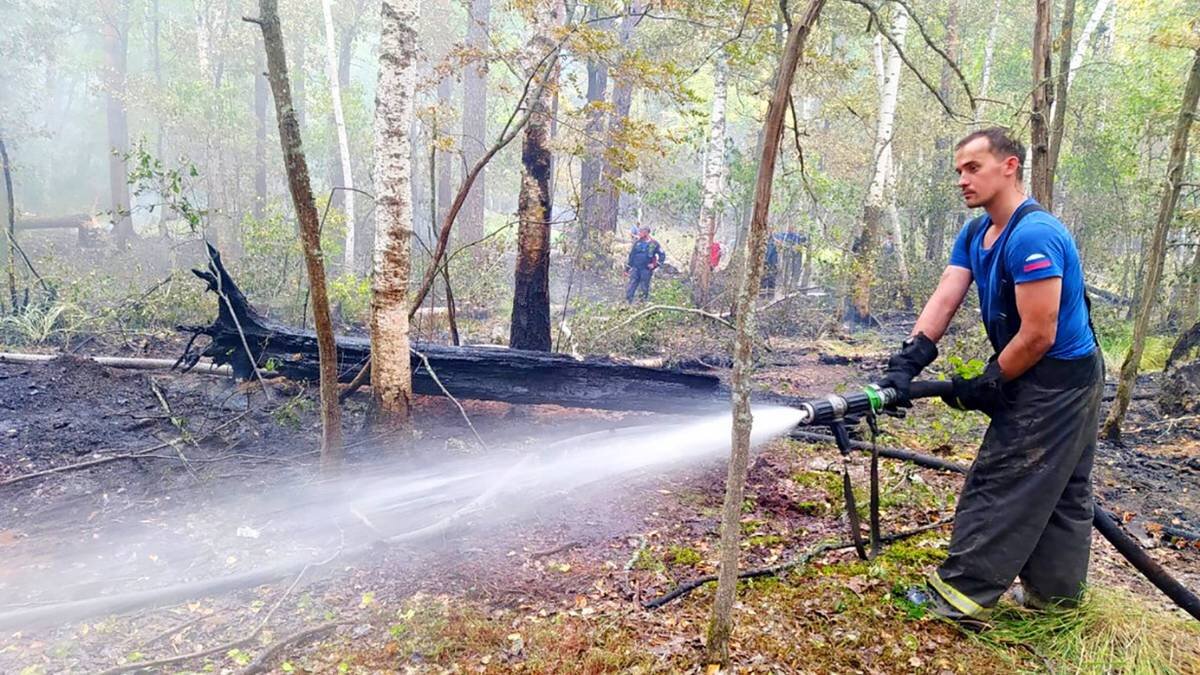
[912, 266, 973, 342]
[997, 277, 1061, 380]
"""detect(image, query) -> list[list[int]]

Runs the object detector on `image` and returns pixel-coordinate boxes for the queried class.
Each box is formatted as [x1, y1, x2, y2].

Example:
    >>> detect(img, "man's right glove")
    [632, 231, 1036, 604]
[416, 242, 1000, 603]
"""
[877, 332, 938, 404]
[941, 360, 1006, 416]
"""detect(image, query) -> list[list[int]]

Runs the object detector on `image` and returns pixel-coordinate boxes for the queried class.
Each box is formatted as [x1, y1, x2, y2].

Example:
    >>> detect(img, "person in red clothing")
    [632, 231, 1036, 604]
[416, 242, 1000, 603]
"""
[708, 240, 722, 269]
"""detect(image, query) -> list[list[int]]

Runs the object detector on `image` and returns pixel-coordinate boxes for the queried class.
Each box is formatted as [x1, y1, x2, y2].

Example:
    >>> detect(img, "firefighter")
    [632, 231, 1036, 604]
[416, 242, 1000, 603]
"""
[625, 225, 666, 303]
[877, 127, 1102, 625]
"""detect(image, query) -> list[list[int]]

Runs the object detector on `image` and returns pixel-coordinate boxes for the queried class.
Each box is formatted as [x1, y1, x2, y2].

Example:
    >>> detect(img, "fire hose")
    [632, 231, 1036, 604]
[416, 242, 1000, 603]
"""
[790, 380, 1200, 621]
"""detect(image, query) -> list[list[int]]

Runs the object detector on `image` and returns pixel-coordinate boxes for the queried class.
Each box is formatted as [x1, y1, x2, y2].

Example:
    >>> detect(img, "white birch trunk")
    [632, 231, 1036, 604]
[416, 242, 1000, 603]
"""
[323, 0, 357, 272]
[849, 7, 906, 323]
[1046, 0, 1113, 134]
[370, 0, 419, 424]
[867, 9, 906, 213]
[691, 53, 728, 300]
[974, 0, 1003, 124]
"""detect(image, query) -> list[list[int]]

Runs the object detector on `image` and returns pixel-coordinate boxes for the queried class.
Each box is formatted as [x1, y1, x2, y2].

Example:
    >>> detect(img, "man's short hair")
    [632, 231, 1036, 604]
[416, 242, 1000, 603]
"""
[956, 127, 1025, 181]
[638, 225, 650, 232]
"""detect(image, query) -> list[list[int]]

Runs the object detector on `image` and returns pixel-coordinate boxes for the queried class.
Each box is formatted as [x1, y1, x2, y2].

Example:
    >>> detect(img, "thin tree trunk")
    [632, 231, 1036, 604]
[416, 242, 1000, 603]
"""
[510, 1, 559, 352]
[973, 0, 1002, 124]
[848, 6, 908, 328]
[370, 0, 419, 429]
[251, 0, 344, 470]
[1045, 0, 1078, 209]
[0, 134, 15, 312]
[103, 0, 132, 249]
[692, 52, 728, 305]
[579, 6, 612, 264]
[436, 77, 453, 230]
[460, 0, 491, 247]
[151, 0, 165, 163]
[1103, 49, 1200, 439]
[1183, 240, 1200, 329]
[599, 0, 642, 234]
[322, 0, 356, 272]
[1030, 0, 1054, 205]
[705, 0, 827, 667]
[254, 40, 268, 219]
[925, 0, 958, 262]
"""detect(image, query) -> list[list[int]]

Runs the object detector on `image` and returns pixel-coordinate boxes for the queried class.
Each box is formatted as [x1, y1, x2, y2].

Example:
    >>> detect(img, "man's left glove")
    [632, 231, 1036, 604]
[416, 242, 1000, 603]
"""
[941, 360, 1006, 416]
[877, 333, 938, 404]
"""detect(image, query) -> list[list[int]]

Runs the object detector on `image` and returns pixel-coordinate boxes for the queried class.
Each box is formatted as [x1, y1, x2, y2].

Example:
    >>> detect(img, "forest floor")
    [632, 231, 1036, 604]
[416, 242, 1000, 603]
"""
[1, 331, 1199, 674]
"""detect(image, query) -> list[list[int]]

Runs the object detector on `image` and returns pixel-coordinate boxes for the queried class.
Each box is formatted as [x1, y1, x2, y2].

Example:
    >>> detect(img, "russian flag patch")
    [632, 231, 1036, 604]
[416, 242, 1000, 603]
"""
[1023, 253, 1052, 273]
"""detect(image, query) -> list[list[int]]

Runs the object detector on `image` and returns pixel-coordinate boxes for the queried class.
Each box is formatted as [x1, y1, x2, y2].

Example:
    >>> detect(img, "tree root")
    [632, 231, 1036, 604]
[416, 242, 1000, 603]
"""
[239, 620, 343, 675]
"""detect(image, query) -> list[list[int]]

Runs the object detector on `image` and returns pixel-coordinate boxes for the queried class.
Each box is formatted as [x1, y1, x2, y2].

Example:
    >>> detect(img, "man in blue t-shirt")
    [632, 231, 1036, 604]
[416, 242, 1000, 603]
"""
[875, 128, 1103, 625]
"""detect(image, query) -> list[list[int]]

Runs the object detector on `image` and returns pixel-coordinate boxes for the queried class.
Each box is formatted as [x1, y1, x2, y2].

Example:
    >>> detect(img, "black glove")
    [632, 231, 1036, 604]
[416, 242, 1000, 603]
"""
[877, 333, 938, 404]
[941, 360, 1006, 415]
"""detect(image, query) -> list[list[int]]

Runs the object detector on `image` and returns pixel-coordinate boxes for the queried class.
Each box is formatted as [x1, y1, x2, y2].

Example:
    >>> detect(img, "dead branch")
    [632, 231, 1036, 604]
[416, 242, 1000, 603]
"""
[589, 304, 737, 345]
[0, 352, 235, 375]
[239, 621, 343, 675]
[884, 0, 977, 115]
[410, 346, 488, 451]
[337, 357, 372, 402]
[530, 541, 582, 559]
[644, 518, 953, 609]
[0, 411, 250, 489]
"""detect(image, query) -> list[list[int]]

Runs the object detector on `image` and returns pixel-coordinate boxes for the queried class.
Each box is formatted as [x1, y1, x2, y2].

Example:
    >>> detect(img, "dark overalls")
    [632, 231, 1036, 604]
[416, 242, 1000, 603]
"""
[930, 205, 1103, 618]
[626, 237, 665, 303]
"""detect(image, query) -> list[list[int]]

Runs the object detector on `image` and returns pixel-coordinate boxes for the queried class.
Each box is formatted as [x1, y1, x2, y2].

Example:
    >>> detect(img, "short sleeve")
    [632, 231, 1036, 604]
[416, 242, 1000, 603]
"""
[948, 220, 973, 269]
[1007, 220, 1065, 284]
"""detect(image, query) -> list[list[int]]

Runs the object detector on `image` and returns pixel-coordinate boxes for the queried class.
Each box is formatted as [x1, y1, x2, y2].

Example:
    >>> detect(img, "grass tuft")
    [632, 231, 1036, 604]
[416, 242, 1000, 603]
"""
[975, 586, 1200, 674]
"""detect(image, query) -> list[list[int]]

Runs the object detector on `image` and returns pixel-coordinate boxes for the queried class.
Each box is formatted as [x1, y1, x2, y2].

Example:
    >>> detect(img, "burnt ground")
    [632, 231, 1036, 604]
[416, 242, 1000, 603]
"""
[0, 338, 1198, 673]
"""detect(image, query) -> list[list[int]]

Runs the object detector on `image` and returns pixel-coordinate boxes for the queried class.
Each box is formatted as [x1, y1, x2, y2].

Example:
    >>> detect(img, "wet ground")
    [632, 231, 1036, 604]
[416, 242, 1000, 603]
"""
[0, 339, 1198, 672]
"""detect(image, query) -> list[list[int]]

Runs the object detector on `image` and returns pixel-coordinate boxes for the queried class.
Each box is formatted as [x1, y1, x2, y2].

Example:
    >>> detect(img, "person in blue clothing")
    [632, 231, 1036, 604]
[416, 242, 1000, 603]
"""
[875, 127, 1102, 625]
[626, 225, 666, 303]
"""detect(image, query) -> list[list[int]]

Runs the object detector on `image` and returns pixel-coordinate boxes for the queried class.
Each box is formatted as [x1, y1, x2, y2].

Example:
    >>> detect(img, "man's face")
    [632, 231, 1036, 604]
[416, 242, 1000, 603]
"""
[954, 137, 1018, 208]
[638, 228, 650, 240]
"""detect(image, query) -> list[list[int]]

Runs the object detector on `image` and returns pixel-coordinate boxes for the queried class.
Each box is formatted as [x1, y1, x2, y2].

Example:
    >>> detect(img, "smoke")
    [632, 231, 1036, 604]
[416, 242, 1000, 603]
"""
[0, 405, 803, 622]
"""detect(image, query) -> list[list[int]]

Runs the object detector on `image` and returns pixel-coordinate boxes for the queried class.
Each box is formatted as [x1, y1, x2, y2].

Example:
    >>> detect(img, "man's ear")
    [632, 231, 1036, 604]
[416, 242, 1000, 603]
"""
[1003, 154, 1021, 177]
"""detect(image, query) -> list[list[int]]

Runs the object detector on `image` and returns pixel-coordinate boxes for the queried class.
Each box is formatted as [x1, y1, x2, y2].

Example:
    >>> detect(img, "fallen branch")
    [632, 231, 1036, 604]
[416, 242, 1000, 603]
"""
[337, 357, 371, 402]
[530, 541, 582, 559]
[0, 411, 251, 489]
[411, 346, 488, 451]
[643, 518, 953, 609]
[0, 352, 234, 376]
[589, 304, 737, 346]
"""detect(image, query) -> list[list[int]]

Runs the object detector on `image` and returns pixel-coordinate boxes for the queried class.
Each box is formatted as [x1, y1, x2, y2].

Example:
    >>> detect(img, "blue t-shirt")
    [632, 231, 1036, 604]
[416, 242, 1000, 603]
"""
[948, 199, 1095, 359]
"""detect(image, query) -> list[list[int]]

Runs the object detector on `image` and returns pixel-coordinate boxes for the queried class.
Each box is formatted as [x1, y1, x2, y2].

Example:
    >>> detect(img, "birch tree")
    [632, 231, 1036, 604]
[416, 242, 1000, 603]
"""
[847, 6, 908, 327]
[691, 52, 728, 305]
[1103, 48, 1200, 440]
[321, 0, 356, 271]
[371, 0, 420, 427]
[250, 0, 344, 470]
[706, 0, 827, 666]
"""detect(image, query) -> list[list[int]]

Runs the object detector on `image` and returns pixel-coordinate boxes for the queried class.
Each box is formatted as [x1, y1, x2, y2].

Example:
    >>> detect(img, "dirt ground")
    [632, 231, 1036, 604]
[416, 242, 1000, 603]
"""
[1, 335, 1199, 673]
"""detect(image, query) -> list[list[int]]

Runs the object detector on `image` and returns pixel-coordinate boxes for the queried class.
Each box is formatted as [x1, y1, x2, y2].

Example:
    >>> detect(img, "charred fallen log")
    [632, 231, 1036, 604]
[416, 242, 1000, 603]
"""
[178, 245, 727, 413]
